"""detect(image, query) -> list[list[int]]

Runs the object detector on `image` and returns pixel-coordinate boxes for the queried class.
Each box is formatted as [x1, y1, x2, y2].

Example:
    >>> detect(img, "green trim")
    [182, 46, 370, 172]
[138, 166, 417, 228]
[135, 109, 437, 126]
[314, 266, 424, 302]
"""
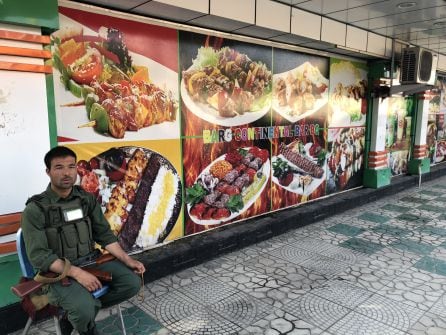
[45, 74, 57, 147]
[363, 168, 391, 189]
[408, 158, 430, 175]
[0, 0, 58, 29]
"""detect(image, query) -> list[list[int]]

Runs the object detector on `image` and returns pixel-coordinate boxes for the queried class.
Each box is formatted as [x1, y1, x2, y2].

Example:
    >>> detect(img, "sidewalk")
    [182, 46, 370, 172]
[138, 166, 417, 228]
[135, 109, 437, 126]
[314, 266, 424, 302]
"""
[10, 175, 446, 335]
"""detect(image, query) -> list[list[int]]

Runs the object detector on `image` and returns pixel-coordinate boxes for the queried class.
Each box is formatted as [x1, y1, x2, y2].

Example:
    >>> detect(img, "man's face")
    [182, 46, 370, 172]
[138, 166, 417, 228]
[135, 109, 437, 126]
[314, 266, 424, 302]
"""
[46, 155, 77, 194]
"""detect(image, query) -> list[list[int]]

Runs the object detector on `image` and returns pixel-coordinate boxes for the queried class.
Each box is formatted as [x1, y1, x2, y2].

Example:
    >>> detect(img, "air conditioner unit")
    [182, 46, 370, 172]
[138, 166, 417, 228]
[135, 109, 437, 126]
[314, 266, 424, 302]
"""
[400, 47, 437, 85]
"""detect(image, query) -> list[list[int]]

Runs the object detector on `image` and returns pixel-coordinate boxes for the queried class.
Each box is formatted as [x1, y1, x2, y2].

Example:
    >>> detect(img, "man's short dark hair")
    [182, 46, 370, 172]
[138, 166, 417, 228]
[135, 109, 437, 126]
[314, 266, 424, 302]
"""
[44, 146, 77, 169]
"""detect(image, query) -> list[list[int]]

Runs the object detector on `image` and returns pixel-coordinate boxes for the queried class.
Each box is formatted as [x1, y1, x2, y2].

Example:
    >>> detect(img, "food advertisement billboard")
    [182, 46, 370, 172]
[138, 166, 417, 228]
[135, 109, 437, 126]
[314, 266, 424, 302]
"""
[52, 7, 183, 253]
[48, 7, 372, 252]
[52, 7, 179, 143]
[384, 96, 412, 176]
[426, 77, 446, 164]
[180, 31, 272, 235]
[271, 48, 329, 209]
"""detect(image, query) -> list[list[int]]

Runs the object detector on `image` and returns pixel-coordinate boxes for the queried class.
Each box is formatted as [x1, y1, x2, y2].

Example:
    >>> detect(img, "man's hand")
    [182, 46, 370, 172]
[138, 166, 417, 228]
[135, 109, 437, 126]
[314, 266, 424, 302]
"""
[49, 258, 102, 292]
[105, 242, 146, 274]
[70, 266, 102, 292]
[124, 258, 145, 274]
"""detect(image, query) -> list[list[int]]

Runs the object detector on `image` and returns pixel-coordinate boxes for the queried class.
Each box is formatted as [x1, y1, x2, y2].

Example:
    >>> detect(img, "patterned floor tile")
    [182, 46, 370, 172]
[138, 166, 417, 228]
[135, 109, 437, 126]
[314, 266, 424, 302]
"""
[216, 262, 298, 309]
[239, 309, 327, 335]
[289, 238, 365, 264]
[327, 223, 365, 237]
[407, 312, 446, 335]
[356, 230, 400, 246]
[339, 237, 385, 255]
[329, 311, 407, 335]
[396, 213, 426, 222]
[166, 309, 242, 335]
[399, 196, 428, 204]
[377, 267, 446, 311]
[355, 293, 424, 331]
[419, 190, 444, 197]
[371, 224, 412, 238]
[416, 225, 446, 238]
[244, 255, 330, 294]
[300, 255, 352, 277]
[282, 294, 350, 330]
[430, 246, 446, 262]
[430, 294, 446, 319]
[96, 305, 163, 335]
[382, 204, 413, 213]
[417, 204, 446, 213]
[270, 244, 316, 265]
[389, 239, 436, 255]
[413, 256, 446, 277]
[309, 280, 372, 308]
[303, 229, 352, 245]
[357, 212, 390, 224]
[334, 255, 407, 292]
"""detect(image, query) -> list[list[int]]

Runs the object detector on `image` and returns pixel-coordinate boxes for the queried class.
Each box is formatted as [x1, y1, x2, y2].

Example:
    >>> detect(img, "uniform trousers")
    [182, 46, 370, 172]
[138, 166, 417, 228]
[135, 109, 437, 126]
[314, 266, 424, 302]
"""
[45, 260, 140, 332]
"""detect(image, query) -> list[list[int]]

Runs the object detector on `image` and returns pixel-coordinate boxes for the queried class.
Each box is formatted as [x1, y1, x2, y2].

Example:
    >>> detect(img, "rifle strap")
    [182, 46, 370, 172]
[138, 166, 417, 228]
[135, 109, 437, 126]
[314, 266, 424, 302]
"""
[34, 258, 71, 284]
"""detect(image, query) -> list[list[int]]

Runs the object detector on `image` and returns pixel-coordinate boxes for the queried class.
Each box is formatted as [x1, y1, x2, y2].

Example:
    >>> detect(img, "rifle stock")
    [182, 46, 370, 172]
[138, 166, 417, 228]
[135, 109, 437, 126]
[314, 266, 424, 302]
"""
[11, 254, 115, 298]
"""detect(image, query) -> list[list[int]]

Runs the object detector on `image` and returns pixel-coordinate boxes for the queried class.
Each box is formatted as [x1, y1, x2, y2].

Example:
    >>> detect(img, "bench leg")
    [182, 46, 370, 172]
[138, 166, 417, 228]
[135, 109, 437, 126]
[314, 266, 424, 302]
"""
[53, 315, 62, 335]
[117, 304, 126, 335]
[21, 317, 32, 335]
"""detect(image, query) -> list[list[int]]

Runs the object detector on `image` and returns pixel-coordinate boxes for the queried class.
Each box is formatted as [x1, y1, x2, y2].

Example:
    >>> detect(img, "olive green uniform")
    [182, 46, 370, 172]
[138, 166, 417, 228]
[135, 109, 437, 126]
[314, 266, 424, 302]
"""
[21, 185, 140, 333]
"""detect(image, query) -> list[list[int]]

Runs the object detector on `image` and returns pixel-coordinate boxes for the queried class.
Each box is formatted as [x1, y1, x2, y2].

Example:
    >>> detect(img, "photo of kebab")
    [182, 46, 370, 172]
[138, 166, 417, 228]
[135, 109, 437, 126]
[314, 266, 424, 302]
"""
[186, 147, 270, 225]
[182, 46, 272, 124]
[327, 127, 365, 191]
[52, 25, 177, 139]
[271, 140, 327, 195]
[76, 146, 182, 251]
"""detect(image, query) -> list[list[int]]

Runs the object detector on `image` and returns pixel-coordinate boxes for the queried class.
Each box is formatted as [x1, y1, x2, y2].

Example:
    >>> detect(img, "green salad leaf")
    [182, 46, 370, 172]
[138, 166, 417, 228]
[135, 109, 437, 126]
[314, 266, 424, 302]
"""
[192, 46, 220, 69]
[226, 194, 244, 213]
[185, 183, 207, 206]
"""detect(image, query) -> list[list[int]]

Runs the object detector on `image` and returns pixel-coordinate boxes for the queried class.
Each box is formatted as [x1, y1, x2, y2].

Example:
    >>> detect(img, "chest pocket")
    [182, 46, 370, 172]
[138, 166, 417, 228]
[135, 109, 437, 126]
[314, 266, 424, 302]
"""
[41, 198, 94, 262]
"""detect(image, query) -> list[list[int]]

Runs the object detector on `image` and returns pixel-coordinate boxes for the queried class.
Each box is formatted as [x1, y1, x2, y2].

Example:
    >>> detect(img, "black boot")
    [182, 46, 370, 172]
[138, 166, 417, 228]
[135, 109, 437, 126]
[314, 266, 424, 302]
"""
[59, 316, 73, 335]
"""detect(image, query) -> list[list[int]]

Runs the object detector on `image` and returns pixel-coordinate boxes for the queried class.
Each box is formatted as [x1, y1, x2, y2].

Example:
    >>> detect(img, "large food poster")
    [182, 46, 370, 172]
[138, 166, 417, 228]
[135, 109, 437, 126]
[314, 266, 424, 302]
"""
[426, 77, 446, 164]
[180, 32, 272, 234]
[271, 48, 329, 210]
[52, 7, 179, 143]
[385, 96, 412, 175]
[65, 140, 183, 253]
[328, 59, 367, 128]
[326, 127, 365, 194]
[325, 58, 367, 194]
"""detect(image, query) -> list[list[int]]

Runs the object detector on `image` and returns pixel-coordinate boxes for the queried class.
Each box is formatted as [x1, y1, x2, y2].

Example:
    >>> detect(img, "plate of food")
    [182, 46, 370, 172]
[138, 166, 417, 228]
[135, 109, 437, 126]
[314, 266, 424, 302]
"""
[436, 140, 446, 162]
[272, 62, 329, 123]
[186, 146, 270, 225]
[272, 141, 326, 195]
[51, 23, 178, 141]
[327, 127, 365, 189]
[76, 146, 182, 251]
[329, 61, 367, 127]
[181, 47, 272, 127]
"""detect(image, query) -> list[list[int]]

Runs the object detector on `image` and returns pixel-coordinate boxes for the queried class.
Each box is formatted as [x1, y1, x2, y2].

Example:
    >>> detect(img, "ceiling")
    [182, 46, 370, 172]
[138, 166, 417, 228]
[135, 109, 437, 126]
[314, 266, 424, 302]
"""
[67, 0, 446, 59]
[276, 0, 446, 53]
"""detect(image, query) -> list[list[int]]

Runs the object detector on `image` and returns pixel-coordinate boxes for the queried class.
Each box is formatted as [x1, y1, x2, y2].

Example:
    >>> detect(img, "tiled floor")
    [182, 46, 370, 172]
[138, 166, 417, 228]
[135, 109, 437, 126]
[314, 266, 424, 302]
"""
[11, 177, 446, 335]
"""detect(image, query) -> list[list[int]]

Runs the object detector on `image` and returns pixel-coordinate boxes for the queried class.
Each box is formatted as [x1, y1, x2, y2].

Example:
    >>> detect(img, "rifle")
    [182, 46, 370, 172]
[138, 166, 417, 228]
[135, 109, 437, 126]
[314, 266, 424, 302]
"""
[11, 253, 115, 299]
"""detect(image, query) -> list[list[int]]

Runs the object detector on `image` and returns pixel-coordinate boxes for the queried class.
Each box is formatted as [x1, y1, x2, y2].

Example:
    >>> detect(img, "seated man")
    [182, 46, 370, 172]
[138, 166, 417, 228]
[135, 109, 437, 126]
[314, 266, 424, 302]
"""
[21, 146, 145, 335]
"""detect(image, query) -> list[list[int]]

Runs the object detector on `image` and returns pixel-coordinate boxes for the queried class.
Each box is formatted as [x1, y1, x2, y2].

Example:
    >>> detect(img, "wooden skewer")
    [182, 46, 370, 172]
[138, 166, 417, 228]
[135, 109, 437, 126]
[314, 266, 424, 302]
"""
[78, 120, 96, 128]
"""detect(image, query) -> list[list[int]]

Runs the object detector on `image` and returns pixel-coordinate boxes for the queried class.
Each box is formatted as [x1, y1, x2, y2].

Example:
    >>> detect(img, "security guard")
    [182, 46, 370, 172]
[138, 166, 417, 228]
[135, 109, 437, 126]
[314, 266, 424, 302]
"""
[21, 146, 145, 335]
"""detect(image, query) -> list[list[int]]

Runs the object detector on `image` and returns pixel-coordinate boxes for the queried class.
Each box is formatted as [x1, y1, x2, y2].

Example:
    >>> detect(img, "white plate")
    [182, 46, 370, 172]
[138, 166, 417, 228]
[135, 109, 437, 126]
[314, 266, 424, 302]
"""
[187, 148, 270, 225]
[181, 78, 271, 127]
[271, 143, 326, 195]
[272, 63, 329, 123]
